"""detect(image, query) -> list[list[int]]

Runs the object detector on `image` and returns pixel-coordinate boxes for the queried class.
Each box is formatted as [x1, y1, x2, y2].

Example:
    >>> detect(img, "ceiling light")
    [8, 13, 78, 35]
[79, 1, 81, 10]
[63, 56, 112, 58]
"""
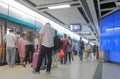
[48, 5, 70, 9]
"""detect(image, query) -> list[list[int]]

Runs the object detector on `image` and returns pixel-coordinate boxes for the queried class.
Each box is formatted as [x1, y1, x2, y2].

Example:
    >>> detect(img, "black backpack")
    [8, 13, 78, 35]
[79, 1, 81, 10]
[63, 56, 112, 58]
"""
[53, 35, 63, 51]
[80, 41, 84, 49]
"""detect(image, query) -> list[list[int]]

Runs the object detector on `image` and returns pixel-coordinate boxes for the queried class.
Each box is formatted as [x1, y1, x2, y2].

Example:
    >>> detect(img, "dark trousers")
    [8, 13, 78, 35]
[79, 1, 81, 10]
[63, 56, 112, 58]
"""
[79, 50, 83, 61]
[68, 52, 71, 63]
[25, 45, 34, 64]
[93, 51, 96, 56]
[15, 48, 20, 64]
[61, 50, 67, 64]
[35, 45, 52, 72]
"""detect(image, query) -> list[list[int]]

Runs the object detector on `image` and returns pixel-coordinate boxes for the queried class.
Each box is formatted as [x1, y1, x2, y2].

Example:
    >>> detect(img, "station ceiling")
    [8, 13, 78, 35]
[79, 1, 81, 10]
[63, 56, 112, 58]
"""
[16, 0, 119, 42]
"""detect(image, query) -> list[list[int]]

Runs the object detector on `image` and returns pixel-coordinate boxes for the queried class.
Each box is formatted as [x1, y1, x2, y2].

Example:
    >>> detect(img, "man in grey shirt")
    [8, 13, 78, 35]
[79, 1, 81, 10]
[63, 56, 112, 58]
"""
[33, 23, 55, 74]
[5, 29, 16, 67]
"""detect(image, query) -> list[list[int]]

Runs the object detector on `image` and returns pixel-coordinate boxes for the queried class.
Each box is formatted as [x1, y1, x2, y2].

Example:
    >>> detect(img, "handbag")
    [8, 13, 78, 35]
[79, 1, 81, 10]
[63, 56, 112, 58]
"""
[58, 49, 65, 58]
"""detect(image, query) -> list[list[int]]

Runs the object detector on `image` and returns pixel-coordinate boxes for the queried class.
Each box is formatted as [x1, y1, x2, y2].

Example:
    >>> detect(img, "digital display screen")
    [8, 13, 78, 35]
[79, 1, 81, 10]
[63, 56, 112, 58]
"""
[69, 24, 82, 32]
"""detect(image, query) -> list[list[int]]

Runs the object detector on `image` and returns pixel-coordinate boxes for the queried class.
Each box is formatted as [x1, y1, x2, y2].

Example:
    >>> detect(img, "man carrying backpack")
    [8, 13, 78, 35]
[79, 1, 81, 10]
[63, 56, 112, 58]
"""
[78, 37, 84, 61]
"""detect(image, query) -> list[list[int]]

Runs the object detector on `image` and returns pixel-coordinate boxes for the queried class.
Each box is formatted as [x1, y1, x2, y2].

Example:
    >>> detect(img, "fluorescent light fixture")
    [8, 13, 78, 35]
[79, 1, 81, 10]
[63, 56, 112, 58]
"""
[48, 5, 70, 9]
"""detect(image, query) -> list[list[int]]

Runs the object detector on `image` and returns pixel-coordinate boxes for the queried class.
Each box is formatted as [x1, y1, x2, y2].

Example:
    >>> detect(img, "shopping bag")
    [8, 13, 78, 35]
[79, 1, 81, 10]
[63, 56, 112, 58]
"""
[58, 49, 65, 58]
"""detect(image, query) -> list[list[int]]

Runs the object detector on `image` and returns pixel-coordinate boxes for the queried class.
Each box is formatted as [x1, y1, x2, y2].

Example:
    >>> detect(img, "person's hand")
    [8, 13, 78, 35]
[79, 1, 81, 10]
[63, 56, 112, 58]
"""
[38, 44, 41, 52]
[15, 45, 17, 48]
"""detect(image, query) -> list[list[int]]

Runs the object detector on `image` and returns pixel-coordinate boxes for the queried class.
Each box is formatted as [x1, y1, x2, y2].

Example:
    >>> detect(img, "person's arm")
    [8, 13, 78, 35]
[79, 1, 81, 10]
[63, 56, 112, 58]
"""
[13, 35, 17, 47]
[68, 40, 72, 47]
[38, 26, 45, 52]
[38, 33, 43, 52]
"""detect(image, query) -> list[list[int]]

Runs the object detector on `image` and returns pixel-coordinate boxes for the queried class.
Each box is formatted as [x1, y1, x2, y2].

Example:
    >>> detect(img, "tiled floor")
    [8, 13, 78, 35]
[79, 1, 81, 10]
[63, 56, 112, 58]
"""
[0, 56, 120, 79]
[0, 57, 98, 79]
[102, 63, 120, 79]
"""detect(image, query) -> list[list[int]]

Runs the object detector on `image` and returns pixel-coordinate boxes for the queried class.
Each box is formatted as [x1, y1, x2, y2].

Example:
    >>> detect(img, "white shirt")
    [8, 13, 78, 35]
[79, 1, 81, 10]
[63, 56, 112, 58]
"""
[40, 25, 55, 47]
[5, 33, 16, 47]
[34, 38, 39, 45]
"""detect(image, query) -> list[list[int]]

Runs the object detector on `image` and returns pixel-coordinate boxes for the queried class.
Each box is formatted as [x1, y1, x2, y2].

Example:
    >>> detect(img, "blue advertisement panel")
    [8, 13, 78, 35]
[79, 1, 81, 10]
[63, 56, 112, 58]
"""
[100, 10, 120, 63]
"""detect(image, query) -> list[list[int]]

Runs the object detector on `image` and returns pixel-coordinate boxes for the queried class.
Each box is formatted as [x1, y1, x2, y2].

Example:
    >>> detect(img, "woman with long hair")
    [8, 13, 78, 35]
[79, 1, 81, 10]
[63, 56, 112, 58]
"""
[25, 30, 35, 65]
[18, 33, 26, 67]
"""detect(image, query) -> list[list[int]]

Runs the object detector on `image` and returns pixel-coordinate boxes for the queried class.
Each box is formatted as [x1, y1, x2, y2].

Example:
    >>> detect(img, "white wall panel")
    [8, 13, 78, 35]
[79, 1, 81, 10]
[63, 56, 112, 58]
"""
[0, 2, 8, 15]
[9, 7, 36, 24]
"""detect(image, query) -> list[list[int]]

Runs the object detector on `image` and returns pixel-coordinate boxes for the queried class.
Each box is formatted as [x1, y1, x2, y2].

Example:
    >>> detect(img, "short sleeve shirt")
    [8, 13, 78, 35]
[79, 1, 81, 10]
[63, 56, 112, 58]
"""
[5, 33, 16, 47]
[78, 40, 84, 51]
[40, 25, 55, 47]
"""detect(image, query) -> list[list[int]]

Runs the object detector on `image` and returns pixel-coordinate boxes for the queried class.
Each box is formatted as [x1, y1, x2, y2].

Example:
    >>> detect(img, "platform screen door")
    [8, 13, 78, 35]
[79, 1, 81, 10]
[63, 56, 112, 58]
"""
[0, 25, 5, 65]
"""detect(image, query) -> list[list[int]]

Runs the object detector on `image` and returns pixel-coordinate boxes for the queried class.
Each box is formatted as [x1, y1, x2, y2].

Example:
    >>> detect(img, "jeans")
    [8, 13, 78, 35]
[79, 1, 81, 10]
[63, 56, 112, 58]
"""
[79, 50, 83, 61]
[6, 47, 16, 66]
[61, 50, 67, 64]
[68, 52, 72, 63]
[35, 45, 52, 72]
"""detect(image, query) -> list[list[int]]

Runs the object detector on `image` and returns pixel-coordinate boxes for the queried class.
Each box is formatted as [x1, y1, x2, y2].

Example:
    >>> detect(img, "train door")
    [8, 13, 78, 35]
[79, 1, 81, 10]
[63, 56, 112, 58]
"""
[0, 25, 5, 65]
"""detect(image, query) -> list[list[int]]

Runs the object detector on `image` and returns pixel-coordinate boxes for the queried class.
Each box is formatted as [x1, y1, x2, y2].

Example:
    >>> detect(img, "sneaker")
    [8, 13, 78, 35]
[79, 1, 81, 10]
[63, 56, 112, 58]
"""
[32, 70, 40, 74]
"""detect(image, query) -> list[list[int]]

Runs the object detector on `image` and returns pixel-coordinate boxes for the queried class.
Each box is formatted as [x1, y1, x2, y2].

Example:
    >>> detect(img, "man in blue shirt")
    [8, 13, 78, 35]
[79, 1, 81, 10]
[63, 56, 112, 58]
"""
[78, 37, 84, 61]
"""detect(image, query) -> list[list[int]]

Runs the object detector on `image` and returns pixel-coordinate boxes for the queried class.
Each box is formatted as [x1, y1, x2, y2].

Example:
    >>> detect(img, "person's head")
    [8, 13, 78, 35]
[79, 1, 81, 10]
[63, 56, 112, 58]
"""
[16, 31, 20, 35]
[20, 33, 26, 39]
[55, 30, 57, 35]
[45, 23, 51, 26]
[27, 30, 34, 42]
[9, 29, 14, 33]
[68, 36, 71, 40]
[80, 37, 82, 40]
[64, 34, 67, 38]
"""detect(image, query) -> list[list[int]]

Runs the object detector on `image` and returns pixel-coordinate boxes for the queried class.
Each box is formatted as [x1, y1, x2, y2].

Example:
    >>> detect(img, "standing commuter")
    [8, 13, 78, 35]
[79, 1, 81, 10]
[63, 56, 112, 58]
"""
[72, 41, 78, 55]
[84, 42, 92, 60]
[92, 43, 97, 57]
[15, 32, 20, 64]
[5, 29, 16, 67]
[25, 30, 34, 65]
[60, 34, 69, 64]
[18, 33, 26, 67]
[32, 23, 55, 74]
[66, 36, 72, 63]
[78, 37, 84, 61]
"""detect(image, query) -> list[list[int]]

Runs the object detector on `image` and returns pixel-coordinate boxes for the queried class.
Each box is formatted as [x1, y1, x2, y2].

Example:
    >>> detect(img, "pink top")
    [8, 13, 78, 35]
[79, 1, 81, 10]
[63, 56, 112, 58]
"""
[18, 37, 26, 58]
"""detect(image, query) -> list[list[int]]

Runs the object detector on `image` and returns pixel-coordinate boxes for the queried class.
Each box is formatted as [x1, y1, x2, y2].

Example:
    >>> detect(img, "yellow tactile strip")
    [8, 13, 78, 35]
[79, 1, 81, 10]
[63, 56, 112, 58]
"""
[0, 64, 31, 71]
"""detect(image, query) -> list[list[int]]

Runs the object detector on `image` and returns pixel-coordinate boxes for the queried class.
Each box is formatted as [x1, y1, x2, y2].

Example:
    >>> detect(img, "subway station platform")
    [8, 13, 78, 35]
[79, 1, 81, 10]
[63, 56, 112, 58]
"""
[0, 57, 120, 79]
